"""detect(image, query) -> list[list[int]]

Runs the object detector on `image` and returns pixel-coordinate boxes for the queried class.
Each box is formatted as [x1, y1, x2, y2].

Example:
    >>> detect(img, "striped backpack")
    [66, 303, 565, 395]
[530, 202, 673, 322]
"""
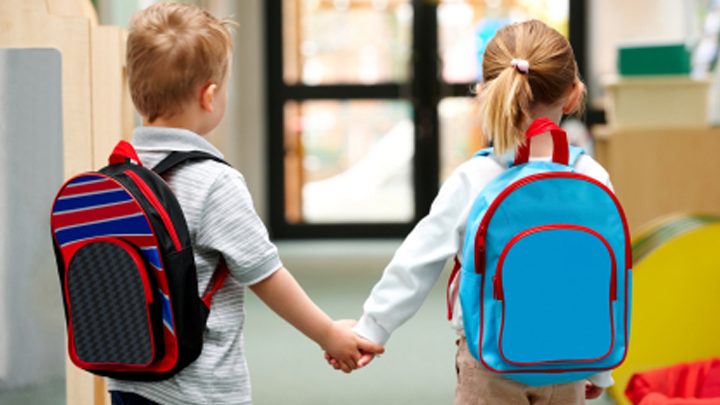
[50, 140, 229, 381]
[453, 118, 631, 386]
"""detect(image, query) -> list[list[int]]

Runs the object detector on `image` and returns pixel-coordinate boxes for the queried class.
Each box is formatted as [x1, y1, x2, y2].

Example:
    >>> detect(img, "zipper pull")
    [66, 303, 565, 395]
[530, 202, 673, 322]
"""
[475, 226, 486, 274]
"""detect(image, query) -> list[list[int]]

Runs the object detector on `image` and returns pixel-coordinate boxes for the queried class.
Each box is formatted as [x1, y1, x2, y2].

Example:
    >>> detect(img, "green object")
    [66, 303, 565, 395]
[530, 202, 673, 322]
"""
[618, 43, 691, 76]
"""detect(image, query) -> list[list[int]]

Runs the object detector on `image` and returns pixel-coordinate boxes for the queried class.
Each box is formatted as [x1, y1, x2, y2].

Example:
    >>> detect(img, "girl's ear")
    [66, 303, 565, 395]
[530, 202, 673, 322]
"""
[199, 82, 218, 113]
[562, 80, 585, 114]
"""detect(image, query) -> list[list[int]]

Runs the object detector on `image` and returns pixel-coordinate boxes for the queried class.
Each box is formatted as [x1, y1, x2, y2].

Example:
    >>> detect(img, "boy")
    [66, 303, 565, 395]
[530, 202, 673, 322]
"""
[108, 3, 383, 404]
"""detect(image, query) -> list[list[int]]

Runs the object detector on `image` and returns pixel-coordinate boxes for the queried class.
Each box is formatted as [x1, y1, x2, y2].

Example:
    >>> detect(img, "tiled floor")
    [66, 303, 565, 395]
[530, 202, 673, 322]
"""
[0, 378, 64, 405]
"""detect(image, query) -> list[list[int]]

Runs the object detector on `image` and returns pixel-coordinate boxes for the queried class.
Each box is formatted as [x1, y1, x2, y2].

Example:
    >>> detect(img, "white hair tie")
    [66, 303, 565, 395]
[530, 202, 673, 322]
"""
[511, 58, 530, 74]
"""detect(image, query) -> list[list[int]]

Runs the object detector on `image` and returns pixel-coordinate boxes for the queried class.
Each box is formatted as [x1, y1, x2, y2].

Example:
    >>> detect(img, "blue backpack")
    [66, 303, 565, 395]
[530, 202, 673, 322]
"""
[456, 117, 631, 386]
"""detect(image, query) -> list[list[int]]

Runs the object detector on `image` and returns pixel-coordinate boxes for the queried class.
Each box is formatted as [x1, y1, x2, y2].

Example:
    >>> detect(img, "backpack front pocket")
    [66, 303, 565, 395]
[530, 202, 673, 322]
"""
[65, 238, 161, 369]
[494, 224, 616, 366]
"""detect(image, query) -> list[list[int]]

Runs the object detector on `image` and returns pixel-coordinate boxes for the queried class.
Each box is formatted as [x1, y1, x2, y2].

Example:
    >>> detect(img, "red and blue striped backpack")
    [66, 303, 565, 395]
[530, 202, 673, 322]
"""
[451, 118, 632, 386]
[50, 140, 229, 381]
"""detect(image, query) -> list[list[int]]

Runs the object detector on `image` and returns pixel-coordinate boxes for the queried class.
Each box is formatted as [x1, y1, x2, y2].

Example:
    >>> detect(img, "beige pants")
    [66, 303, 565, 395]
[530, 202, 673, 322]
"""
[455, 337, 586, 405]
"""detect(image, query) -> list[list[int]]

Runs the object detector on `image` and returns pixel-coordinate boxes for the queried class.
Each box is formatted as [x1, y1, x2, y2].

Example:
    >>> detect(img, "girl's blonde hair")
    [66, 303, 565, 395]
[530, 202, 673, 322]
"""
[478, 19, 585, 154]
[126, 2, 233, 122]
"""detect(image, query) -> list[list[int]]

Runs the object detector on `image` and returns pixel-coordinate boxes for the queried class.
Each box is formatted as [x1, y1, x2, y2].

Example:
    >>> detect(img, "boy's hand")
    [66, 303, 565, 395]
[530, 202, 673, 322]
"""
[248, 268, 383, 372]
[325, 350, 378, 370]
[585, 382, 604, 400]
[321, 320, 384, 373]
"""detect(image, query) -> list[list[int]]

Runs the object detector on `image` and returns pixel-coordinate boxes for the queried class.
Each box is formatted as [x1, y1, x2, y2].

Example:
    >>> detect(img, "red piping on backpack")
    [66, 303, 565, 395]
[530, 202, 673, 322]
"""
[476, 264, 630, 374]
[497, 289, 616, 367]
[493, 224, 618, 366]
[124, 170, 183, 252]
[493, 224, 618, 302]
[446, 256, 462, 320]
[202, 259, 231, 308]
[471, 173, 632, 374]
[474, 172, 632, 273]
[65, 237, 157, 371]
[51, 173, 181, 374]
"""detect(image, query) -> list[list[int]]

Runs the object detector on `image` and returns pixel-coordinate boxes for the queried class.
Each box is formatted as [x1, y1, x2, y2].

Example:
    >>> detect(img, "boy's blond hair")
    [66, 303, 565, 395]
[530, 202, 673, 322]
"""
[127, 2, 233, 122]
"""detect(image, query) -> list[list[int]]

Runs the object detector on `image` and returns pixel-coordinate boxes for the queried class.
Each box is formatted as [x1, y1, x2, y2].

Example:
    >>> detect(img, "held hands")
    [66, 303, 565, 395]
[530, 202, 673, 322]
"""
[320, 319, 384, 374]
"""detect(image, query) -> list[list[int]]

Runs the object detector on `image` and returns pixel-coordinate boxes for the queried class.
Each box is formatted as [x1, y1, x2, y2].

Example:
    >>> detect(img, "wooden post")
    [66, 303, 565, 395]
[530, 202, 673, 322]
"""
[594, 125, 720, 233]
[0, 0, 133, 403]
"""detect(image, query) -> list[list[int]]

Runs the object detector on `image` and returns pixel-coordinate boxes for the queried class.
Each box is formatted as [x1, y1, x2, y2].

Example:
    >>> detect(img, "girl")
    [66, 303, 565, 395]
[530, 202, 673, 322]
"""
[338, 20, 614, 404]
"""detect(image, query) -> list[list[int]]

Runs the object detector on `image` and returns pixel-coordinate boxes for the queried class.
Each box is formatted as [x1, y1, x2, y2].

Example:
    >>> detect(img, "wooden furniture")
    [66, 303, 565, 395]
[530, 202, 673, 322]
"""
[0, 1, 132, 404]
[594, 125, 720, 234]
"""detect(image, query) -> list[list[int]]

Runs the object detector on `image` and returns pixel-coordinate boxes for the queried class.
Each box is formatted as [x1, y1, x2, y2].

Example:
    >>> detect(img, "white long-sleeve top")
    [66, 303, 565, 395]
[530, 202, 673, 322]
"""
[354, 153, 615, 388]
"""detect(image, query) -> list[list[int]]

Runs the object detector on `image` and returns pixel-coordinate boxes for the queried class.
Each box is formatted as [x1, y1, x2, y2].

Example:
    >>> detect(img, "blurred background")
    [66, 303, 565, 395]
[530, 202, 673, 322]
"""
[1, 0, 720, 404]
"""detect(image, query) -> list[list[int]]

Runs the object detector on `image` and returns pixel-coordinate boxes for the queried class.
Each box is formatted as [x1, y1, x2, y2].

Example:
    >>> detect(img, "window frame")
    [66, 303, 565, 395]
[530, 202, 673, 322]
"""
[265, 0, 592, 239]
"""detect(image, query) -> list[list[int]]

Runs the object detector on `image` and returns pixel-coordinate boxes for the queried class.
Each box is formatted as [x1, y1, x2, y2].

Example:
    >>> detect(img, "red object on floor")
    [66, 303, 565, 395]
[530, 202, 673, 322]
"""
[626, 359, 720, 404]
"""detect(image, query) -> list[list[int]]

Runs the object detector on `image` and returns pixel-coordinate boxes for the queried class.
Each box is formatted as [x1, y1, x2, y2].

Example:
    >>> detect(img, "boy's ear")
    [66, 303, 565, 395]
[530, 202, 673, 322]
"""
[199, 82, 218, 113]
[562, 80, 585, 114]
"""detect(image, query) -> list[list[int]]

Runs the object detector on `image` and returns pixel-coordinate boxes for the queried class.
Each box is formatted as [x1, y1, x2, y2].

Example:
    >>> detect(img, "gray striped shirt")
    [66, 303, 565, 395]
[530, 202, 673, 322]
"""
[107, 126, 281, 405]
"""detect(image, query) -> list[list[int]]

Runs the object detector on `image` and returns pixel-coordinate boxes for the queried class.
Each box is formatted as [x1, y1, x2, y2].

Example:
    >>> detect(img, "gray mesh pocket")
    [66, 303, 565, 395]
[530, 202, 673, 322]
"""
[67, 240, 157, 366]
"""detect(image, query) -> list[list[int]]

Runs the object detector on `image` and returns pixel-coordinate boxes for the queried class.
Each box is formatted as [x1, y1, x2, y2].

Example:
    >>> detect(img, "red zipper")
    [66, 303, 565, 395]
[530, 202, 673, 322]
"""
[474, 172, 632, 274]
[446, 256, 462, 320]
[494, 224, 618, 366]
[124, 170, 182, 252]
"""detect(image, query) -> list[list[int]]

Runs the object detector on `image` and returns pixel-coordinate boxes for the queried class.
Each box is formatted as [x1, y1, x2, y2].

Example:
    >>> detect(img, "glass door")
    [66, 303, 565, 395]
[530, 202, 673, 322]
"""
[266, 0, 585, 238]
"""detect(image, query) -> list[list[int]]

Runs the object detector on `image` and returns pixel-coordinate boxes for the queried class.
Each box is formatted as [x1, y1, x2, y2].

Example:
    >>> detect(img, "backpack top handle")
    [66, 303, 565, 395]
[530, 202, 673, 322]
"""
[109, 140, 143, 166]
[513, 117, 570, 166]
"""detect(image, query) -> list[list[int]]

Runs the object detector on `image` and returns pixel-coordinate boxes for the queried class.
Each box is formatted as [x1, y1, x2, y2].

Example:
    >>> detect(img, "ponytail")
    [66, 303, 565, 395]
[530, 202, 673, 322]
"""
[477, 20, 583, 155]
[479, 66, 533, 155]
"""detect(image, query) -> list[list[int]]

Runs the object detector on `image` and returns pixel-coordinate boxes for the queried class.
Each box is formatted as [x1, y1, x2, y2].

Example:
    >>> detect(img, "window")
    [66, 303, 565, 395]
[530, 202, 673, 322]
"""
[266, 0, 588, 239]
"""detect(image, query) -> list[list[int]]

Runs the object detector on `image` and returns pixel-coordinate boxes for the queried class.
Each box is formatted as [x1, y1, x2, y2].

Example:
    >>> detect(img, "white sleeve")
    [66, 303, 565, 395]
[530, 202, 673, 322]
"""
[353, 170, 473, 345]
[588, 371, 614, 388]
[575, 155, 612, 190]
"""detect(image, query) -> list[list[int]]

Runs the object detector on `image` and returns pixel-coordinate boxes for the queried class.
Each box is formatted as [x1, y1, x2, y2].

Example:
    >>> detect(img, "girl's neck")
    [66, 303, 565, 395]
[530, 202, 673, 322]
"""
[527, 106, 563, 158]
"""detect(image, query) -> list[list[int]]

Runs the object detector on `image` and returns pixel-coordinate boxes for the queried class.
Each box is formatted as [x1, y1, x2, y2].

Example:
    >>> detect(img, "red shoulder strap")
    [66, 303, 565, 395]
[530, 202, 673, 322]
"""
[109, 140, 142, 166]
[446, 256, 462, 320]
[513, 117, 569, 166]
[202, 259, 230, 308]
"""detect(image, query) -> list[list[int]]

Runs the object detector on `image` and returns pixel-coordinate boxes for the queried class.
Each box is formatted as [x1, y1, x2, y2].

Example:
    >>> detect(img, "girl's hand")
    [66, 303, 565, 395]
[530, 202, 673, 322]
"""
[585, 382, 604, 400]
[325, 351, 378, 370]
[321, 319, 384, 373]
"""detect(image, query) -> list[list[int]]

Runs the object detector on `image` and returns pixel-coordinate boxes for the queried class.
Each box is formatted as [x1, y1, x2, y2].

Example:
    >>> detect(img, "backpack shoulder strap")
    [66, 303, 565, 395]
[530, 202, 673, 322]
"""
[476, 145, 586, 168]
[152, 150, 229, 175]
[568, 145, 586, 167]
[202, 259, 230, 308]
[473, 147, 513, 168]
[151, 150, 231, 306]
[474, 147, 494, 158]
